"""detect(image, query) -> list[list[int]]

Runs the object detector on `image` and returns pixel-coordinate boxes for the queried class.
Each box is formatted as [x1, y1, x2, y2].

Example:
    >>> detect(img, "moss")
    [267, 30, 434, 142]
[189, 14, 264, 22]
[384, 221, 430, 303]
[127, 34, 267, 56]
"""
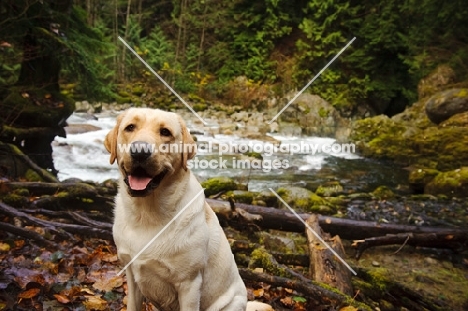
[318, 107, 328, 117]
[243, 151, 263, 160]
[131, 85, 145, 96]
[371, 186, 395, 199]
[1, 86, 74, 127]
[225, 190, 254, 204]
[55, 191, 69, 198]
[367, 268, 391, 292]
[276, 186, 336, 214]
[13, 188, 30, 197]
[248, 248, 289, 277]
[201, 177, 238, 196]
[315, 181, 344, 197]
[25, 169, 43, 182]
[116, 96, 132, 105]
[2, 194, 28, 208]
[425, 167, 468, 197]
[193, 103, 208, 112]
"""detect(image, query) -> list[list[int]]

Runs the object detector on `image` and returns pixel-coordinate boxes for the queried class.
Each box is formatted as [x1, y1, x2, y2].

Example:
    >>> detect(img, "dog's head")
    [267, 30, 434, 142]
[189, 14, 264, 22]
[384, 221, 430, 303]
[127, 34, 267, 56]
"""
[104, 108, 196, 197]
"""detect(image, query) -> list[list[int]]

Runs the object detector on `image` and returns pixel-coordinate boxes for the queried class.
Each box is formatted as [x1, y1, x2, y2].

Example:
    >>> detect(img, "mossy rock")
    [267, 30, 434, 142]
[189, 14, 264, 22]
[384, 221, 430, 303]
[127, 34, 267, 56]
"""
[425, 88, 468, 124]
[425, 167, 468, 197]
[225, 190, 254, 204]
[131, 85, 145, 96]
[439, 111, 468, 127]
[350, 99, 468, 171]
[254, 190, 278, 207]
[116, 96, 132, 105]
[193, 103, 208, 112]
[1, 87, 74, 127]
[315, 181, 344, 197]
[201, 176, 238, 196]
[408, 168, 440, 193]
[276, 186, 335, 213]
[371, 186, 395, 199]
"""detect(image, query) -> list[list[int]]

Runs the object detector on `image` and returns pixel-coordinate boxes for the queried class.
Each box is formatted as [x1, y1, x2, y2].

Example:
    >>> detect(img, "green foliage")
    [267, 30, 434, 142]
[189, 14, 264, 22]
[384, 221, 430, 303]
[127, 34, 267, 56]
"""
[1, 0, 466, 108]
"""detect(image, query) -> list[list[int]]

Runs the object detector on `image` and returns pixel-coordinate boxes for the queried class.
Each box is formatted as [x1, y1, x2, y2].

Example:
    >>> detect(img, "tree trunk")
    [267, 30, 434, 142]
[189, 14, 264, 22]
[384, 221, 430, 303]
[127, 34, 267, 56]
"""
[306, 214, 353, 296]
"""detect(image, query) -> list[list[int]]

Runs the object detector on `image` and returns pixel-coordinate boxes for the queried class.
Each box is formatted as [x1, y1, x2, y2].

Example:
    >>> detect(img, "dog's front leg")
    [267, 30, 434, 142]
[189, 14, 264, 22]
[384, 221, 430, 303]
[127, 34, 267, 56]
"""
[125, 267, 144, 311]
[176, 271, 202, 311]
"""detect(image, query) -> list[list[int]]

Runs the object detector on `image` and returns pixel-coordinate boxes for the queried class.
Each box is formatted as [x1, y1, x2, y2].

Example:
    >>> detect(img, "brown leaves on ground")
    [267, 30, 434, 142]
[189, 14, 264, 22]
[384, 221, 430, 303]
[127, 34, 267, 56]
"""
[0, 235, 124, 311]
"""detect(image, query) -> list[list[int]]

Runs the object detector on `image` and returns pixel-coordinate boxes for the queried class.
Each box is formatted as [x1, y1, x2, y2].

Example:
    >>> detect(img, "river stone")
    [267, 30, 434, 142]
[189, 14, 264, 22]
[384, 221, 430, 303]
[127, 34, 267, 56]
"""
[425, 88, 468, 124]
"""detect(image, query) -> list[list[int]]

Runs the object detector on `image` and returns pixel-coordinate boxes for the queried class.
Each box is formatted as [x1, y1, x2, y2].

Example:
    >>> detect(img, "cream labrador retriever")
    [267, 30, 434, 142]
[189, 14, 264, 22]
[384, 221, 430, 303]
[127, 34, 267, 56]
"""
[105, 108, 272, 311]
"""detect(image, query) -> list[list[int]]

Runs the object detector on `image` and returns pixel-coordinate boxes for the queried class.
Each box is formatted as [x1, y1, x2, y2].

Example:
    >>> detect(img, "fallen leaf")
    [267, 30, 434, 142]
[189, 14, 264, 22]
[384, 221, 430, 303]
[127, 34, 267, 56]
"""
[0, 242, 10, 252]
[280, 296, 293, 307]
[53, 294, 70, 304]
[339, 307, 358, 311]
[252, 288, 264, 298]
[18, 288, 40, 299]
[93, 276, 123, 292]
[83, 295, 107, 311]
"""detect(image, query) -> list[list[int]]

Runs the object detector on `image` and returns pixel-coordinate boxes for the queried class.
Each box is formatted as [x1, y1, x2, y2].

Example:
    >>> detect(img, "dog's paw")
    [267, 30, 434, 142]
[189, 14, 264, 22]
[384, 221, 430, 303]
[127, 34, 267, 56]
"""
[246, 300, 274, 311]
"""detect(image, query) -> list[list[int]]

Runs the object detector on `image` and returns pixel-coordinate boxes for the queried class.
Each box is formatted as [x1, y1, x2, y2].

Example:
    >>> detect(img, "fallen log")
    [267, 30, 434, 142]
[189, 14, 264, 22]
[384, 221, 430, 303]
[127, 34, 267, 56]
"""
[306, 215, 353, 296]
[352, 232, 468, 259]
[0, 220, 54, 247]
[0, 201, 113, 241]
[207, 199, 468, 242]
[239, 268, 372, 311]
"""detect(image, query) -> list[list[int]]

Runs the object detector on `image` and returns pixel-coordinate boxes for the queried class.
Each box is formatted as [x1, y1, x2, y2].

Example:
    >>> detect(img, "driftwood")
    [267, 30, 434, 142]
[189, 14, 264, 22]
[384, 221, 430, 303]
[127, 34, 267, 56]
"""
[306, 215, 353, 296]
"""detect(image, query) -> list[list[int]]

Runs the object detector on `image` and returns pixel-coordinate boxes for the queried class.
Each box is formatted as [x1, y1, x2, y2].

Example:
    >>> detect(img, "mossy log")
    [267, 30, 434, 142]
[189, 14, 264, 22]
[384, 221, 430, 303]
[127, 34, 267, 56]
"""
[306, 214, 353, 296]
[0, 142, 58, 182]
[207, 199, 468, 246]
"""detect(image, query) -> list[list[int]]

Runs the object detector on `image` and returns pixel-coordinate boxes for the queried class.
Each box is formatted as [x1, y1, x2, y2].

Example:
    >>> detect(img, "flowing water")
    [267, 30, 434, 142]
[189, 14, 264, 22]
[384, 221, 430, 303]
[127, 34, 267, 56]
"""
[52, 112, 409, 194]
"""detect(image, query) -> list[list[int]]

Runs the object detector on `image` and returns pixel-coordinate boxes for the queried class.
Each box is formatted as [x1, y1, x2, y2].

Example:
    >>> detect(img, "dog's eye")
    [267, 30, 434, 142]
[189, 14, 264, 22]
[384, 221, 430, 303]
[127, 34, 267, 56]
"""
[125, 124, 135, 132]
[160, 128, 171, 137]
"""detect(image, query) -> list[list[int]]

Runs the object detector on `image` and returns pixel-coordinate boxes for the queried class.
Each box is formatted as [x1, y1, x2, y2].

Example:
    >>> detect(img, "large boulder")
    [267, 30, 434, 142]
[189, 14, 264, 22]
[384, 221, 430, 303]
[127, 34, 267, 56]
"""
[278, 93, 344, 138]
[425, 88, 468, 124]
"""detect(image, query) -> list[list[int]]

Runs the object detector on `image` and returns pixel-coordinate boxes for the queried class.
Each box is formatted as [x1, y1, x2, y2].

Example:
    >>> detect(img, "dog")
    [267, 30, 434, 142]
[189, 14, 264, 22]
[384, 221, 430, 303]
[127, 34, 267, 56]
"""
[104, 108, 273, 311]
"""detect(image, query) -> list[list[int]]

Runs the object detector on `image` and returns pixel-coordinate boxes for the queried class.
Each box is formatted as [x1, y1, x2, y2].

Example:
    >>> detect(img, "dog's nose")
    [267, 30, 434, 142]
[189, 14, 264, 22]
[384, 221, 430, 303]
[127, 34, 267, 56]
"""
[130, 141, 152, 161]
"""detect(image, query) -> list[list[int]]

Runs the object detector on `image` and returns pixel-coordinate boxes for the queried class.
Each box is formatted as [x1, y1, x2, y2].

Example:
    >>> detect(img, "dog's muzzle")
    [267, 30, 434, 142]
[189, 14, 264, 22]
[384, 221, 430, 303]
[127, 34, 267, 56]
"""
[124, 141, 167, 197]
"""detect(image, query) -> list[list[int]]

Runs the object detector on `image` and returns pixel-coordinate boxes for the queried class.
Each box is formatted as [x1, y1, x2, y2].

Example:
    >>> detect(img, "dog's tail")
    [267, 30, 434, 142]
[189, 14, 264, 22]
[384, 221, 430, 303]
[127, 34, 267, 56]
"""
[246, 301, 274, 311]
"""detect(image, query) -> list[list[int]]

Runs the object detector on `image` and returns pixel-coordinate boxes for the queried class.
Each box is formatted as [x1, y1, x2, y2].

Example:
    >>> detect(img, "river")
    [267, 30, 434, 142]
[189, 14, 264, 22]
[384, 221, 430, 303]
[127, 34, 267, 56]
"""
[52, 112, 409, 194]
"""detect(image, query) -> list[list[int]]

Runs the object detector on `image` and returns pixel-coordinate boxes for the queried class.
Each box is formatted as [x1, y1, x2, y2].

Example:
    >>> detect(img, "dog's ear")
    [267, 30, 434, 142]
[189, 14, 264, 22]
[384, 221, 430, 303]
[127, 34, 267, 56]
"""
[178, 115, 196, 171]
[104, 112, 125, 164]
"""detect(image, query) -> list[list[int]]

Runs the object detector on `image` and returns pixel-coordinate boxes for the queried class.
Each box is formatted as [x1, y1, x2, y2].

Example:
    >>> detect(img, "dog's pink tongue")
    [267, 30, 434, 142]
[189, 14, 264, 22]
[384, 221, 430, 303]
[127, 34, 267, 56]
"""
[128, 175, 152, 190]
